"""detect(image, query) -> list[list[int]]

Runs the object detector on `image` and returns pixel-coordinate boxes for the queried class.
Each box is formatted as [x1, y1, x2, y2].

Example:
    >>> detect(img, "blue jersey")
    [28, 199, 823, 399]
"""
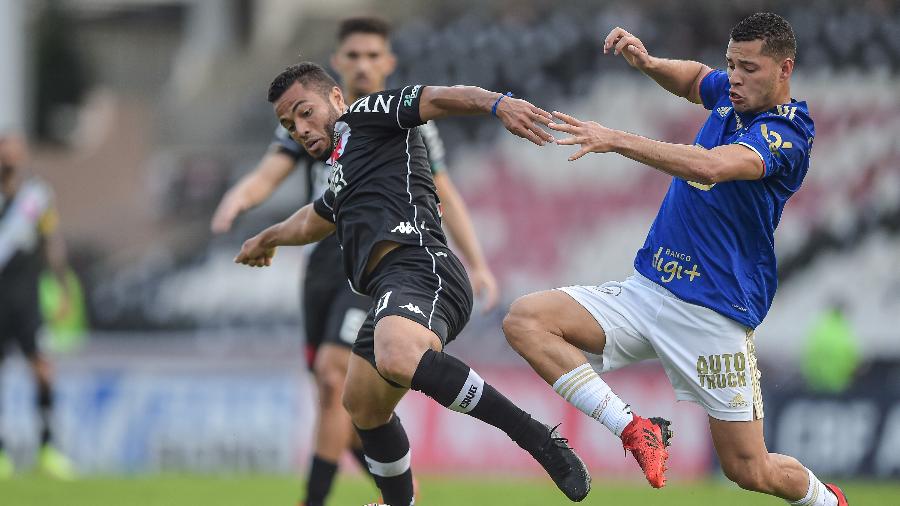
[633, 70, 815, 328]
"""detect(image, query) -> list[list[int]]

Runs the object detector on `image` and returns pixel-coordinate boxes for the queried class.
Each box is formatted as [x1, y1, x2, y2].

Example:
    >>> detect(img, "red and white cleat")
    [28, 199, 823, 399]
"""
[621, 415, 674, 488]
[825, 483, 850, 506]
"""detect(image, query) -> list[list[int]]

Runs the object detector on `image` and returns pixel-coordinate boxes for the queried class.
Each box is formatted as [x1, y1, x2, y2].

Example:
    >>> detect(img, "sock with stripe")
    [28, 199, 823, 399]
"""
[302, 455, 338, 506]
[410, 349, 547, 451]
[789, 468, 838, 506]
[356, 415, 414, 506]
[553, 363, 633, 437]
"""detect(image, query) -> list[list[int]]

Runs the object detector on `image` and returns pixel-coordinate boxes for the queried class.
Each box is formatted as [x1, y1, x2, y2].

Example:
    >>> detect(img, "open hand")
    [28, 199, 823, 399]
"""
[548, 111, 618, 161]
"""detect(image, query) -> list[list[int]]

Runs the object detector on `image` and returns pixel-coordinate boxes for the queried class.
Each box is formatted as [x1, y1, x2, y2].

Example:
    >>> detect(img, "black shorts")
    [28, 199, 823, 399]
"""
[0, 295, 41, 360]
[353, 245, 473, 372]
[302, 239, 370, 371]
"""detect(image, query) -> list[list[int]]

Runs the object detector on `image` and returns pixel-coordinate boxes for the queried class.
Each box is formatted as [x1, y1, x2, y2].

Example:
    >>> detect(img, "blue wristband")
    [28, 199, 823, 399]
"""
[491, 92, 514, 117]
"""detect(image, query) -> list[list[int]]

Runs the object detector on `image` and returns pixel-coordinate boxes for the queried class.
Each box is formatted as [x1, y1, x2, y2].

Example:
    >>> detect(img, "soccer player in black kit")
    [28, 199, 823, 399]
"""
[212, 18, 497, 505]
[235, 63, 591, 504]
[0, 133, 75, 479]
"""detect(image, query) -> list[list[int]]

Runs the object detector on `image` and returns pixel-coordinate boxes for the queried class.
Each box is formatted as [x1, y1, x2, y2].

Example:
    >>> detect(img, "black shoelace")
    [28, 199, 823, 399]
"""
[541, 424, 574, 475]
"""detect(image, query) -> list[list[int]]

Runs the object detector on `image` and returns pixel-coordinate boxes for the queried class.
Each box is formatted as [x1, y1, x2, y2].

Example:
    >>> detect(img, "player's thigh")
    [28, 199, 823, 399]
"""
[342, 352, 408, 429]
[506, 289, 608, 355]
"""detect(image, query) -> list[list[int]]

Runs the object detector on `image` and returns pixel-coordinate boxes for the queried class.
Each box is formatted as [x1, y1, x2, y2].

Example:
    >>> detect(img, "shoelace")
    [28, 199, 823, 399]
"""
[541, 424, 574, 475]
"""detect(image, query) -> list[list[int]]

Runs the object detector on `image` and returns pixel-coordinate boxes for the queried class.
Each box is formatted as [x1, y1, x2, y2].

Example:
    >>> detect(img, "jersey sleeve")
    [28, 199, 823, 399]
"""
[312, 190, 336, 223]
[268, 125, 305, 161]
[344, 85, 427, 133]
[418, 120, 447, 174]
[733, 115, 809, 178]
[699, 70, 729, 111]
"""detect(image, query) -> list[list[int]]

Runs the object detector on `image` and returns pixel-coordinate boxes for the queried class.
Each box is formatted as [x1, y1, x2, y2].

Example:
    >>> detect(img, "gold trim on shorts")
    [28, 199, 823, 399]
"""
[746, 329, 764, 420]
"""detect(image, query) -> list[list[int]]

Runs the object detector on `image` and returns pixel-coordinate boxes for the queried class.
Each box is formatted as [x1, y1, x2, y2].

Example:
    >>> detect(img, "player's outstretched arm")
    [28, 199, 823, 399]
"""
[550, 111, 764, 184]
[418, 86, 554, 146]
[211, 151, 296, 234]
[234, 203, 335, 267]
[604, 27, 712, 105]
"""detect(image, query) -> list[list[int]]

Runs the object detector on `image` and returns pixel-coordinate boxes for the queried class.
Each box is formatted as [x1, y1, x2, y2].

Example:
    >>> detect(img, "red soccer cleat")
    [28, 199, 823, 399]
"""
[825, 483, 849, 506]
[621, 415, 674, 488]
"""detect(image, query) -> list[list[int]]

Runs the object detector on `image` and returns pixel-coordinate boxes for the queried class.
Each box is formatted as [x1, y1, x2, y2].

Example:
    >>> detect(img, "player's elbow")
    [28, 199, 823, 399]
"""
[692, 164, 723, 185]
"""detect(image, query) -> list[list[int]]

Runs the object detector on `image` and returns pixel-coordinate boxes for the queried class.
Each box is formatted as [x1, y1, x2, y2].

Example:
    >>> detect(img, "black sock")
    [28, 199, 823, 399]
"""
[351, 447, 372, 477]
[356, 415, 414, 506]
[410, 349, 547, 451]
[37, 382, 53, 446]
[303, 455, 338, 506]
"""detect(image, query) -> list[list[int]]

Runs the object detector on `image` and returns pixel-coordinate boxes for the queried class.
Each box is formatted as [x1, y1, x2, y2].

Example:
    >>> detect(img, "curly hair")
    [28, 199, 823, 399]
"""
[730, 12, 796, 61]
[267, 62, 339, 103]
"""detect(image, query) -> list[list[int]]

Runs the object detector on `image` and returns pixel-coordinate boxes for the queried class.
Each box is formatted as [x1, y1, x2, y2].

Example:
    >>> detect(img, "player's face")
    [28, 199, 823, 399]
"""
[331, 33, 396, 98]
[725, 39, 788, 113]
[274, 82, 345, 161]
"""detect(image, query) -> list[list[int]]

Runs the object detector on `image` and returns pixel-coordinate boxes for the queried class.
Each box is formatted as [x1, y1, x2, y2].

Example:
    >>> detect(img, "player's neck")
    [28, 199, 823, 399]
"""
[758, 86, 792, 113]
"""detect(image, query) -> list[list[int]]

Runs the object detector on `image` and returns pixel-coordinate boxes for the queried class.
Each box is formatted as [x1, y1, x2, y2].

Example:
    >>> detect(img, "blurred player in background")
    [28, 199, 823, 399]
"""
[0, 133, 75, 480]
[211, 17, 498, 506]
[504, 12, 849, 506]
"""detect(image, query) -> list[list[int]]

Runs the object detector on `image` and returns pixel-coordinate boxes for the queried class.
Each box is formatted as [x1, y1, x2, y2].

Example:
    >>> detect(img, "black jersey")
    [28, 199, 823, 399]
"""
[312, 85, 447, 293]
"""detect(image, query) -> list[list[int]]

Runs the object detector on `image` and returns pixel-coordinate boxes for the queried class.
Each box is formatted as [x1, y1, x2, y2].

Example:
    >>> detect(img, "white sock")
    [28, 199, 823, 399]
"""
[552, 363, 634, 437]
[789, 468, 837, 506]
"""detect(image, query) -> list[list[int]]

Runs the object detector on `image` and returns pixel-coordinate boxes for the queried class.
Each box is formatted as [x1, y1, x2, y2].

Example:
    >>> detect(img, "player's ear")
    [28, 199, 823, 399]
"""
[329, 86, 345, 110]
[780, 58, 794, 81]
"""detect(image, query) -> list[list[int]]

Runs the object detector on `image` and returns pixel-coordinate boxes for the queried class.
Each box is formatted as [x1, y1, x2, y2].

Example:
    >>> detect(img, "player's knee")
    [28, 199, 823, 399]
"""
[341, 388, 392, 428]
[721, 458, 769, 492]
[373, 335, 425, 386]
[314, 370, 345, 410]
[502, 295, 545, 350]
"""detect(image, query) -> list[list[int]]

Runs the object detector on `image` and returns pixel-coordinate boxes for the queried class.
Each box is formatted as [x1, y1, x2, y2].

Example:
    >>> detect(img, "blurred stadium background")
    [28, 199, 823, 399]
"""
[1, 0, 899, 504]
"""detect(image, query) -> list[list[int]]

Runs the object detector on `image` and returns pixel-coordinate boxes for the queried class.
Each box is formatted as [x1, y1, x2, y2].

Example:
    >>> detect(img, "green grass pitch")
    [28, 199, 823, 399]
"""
[2, 475, 898, 505]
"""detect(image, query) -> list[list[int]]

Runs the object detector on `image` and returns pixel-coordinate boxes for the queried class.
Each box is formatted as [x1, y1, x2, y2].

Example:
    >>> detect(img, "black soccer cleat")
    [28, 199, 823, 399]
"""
[527, 424, 591, 502]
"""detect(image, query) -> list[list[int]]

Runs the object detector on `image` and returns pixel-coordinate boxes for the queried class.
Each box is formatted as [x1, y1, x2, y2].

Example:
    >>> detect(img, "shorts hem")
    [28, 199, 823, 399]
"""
[674, 390, 755, 422]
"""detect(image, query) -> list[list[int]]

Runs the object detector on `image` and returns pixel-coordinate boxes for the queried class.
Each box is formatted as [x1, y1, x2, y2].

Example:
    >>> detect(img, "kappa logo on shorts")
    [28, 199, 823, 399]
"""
[391, 221, 425, 235]
[399, 303, 426, 317]
[375, 291, 392, 316]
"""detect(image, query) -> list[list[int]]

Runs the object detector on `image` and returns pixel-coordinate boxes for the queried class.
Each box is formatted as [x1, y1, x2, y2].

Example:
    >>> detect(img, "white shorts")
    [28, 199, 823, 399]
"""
[558, 272, 763, 422]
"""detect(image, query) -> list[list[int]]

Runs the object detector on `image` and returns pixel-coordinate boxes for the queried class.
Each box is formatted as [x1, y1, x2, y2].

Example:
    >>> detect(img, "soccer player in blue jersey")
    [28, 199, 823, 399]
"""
[503, 12, 849, 506]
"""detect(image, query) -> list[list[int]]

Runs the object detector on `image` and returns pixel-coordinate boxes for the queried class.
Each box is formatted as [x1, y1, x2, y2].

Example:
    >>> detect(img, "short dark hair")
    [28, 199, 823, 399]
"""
[267, 62, 339, 103]
[730, 12, 796, 61]
[337, 16, 391, 42]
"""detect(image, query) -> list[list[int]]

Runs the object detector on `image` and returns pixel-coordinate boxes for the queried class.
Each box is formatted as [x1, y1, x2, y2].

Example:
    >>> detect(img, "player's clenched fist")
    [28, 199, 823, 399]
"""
[604, 27, 652, 70]
[234, 234, 277, 267]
